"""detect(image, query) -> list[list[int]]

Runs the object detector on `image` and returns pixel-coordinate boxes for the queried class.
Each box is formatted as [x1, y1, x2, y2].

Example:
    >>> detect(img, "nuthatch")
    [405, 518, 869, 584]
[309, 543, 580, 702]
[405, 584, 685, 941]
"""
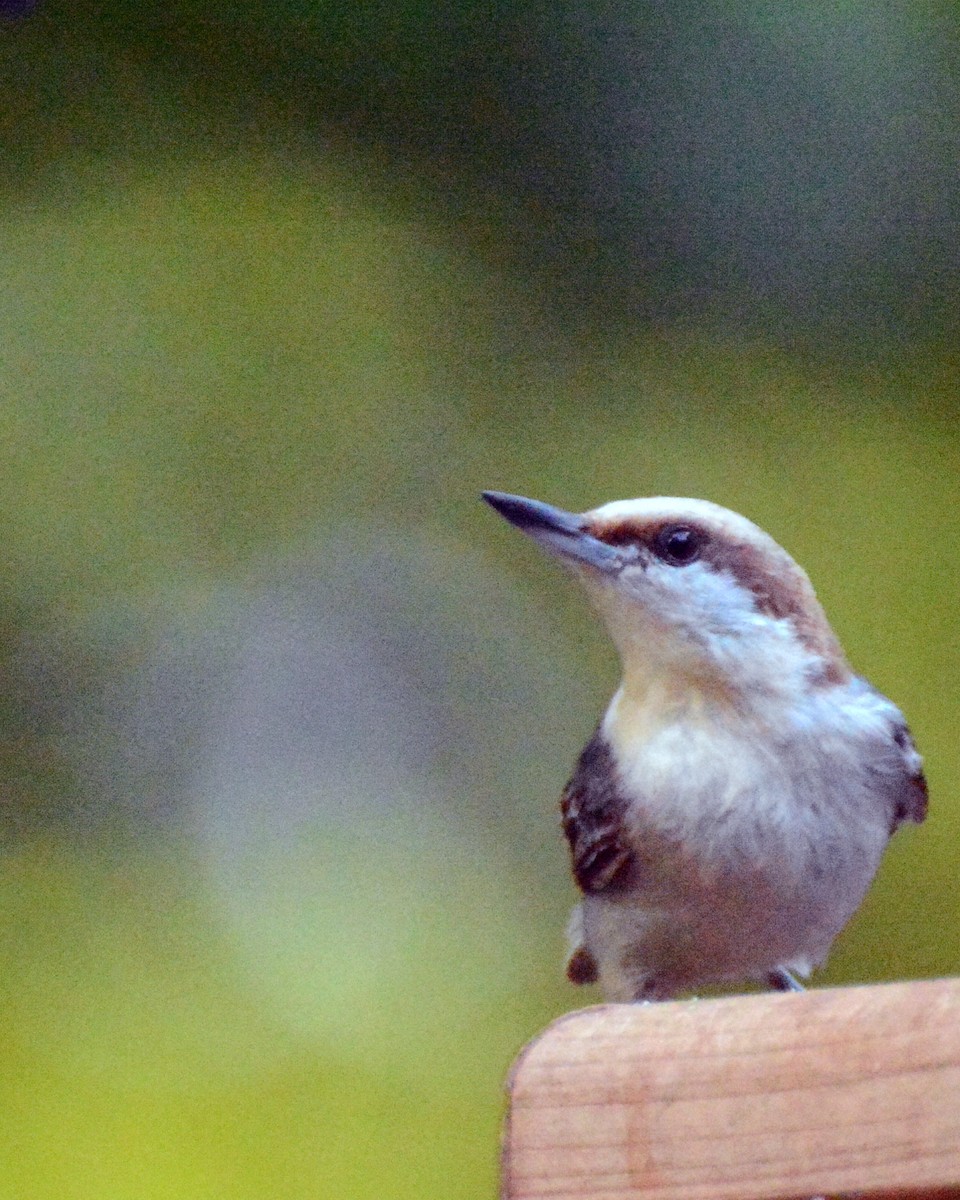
[483, 491, 927, 1001]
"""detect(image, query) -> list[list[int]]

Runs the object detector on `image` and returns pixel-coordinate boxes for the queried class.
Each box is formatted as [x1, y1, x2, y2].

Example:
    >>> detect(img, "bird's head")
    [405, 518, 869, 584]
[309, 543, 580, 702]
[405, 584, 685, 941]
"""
[482, 491, 849, 703]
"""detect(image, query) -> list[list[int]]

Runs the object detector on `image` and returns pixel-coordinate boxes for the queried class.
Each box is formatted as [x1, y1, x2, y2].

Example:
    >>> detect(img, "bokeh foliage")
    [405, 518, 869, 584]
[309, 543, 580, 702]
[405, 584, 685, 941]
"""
[1, 5, 958, 1199]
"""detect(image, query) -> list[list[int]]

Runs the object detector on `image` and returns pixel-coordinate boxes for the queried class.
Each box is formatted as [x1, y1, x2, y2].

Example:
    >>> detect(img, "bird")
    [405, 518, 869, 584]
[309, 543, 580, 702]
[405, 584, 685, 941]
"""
[482, 490, 927, 1002]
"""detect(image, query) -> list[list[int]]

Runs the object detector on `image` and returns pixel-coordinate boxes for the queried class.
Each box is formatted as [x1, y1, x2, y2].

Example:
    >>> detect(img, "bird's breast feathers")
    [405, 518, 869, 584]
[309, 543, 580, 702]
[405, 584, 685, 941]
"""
[594, 676, 923, 876]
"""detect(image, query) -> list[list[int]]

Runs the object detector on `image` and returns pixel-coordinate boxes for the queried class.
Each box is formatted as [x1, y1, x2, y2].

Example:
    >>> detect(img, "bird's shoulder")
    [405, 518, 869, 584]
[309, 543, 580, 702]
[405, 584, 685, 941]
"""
[888, 716, 928, 828]
[843, 677, 928, 831]
[560, 729, 633, 893]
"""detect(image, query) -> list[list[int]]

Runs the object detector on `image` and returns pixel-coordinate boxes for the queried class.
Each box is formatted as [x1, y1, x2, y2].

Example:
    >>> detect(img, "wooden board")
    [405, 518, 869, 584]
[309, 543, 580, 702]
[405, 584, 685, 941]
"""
[503, 978, 960, 1200]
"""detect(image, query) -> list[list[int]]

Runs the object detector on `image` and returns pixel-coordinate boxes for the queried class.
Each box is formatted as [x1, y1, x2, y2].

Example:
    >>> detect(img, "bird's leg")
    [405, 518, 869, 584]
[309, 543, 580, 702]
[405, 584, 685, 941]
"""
[766, 967, 805, 993]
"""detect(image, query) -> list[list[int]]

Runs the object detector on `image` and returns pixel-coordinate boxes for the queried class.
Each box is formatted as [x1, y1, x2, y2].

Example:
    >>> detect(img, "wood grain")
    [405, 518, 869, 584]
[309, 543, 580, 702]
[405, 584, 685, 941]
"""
[503, 979, 960, 1200]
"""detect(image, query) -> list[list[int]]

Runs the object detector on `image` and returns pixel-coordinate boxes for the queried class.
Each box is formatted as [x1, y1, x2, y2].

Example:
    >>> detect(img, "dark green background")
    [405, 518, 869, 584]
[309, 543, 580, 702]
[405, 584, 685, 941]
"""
[1, 5, 957, 1198]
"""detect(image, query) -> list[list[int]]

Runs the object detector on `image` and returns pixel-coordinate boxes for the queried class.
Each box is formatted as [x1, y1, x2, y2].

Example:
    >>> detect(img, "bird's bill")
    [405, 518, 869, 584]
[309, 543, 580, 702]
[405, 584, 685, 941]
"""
[482, 490, 623, 572]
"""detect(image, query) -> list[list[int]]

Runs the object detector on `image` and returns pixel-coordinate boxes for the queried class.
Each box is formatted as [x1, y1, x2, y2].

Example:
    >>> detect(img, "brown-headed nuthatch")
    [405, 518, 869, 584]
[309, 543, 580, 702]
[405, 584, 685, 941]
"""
[483, 491, 927, 1001]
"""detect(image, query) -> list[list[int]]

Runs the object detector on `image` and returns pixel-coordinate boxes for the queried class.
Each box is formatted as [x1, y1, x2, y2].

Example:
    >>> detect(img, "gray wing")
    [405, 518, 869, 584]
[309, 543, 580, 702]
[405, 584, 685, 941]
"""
[560, 730, 633, 893]
[889, 719, 928, 831]
[854, 677, 928, 832]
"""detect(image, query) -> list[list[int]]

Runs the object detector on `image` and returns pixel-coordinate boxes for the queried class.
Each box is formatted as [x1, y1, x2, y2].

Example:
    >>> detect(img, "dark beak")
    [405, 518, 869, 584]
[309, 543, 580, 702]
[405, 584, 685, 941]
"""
[482, 491, 623, 572]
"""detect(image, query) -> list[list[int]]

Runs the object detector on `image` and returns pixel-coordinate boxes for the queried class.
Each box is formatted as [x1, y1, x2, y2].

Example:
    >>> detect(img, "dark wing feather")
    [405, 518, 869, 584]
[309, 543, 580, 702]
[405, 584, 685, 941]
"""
[890, 720, 928, 830]
[560, 730, 633, 893]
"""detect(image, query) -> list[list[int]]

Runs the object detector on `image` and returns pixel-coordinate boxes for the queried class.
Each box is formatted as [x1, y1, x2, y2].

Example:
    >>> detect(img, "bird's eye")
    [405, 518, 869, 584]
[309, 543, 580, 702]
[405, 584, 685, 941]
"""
[653, 526, 702, 566]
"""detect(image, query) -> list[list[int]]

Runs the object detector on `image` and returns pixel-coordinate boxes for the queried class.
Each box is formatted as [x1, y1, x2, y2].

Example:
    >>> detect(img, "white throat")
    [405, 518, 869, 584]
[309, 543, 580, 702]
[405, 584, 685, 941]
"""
[588, 569, 820, 715]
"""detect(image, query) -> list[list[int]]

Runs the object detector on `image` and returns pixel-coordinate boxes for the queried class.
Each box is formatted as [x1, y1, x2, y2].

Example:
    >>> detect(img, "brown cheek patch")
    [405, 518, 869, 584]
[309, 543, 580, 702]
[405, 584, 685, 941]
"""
[701, 540, 850, 684]
[587, 515, 849, 686]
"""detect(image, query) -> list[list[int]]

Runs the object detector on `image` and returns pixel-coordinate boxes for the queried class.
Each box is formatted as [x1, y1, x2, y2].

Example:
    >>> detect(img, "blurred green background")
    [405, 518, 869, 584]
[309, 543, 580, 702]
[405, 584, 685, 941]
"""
[1, 3, 958, 1198]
